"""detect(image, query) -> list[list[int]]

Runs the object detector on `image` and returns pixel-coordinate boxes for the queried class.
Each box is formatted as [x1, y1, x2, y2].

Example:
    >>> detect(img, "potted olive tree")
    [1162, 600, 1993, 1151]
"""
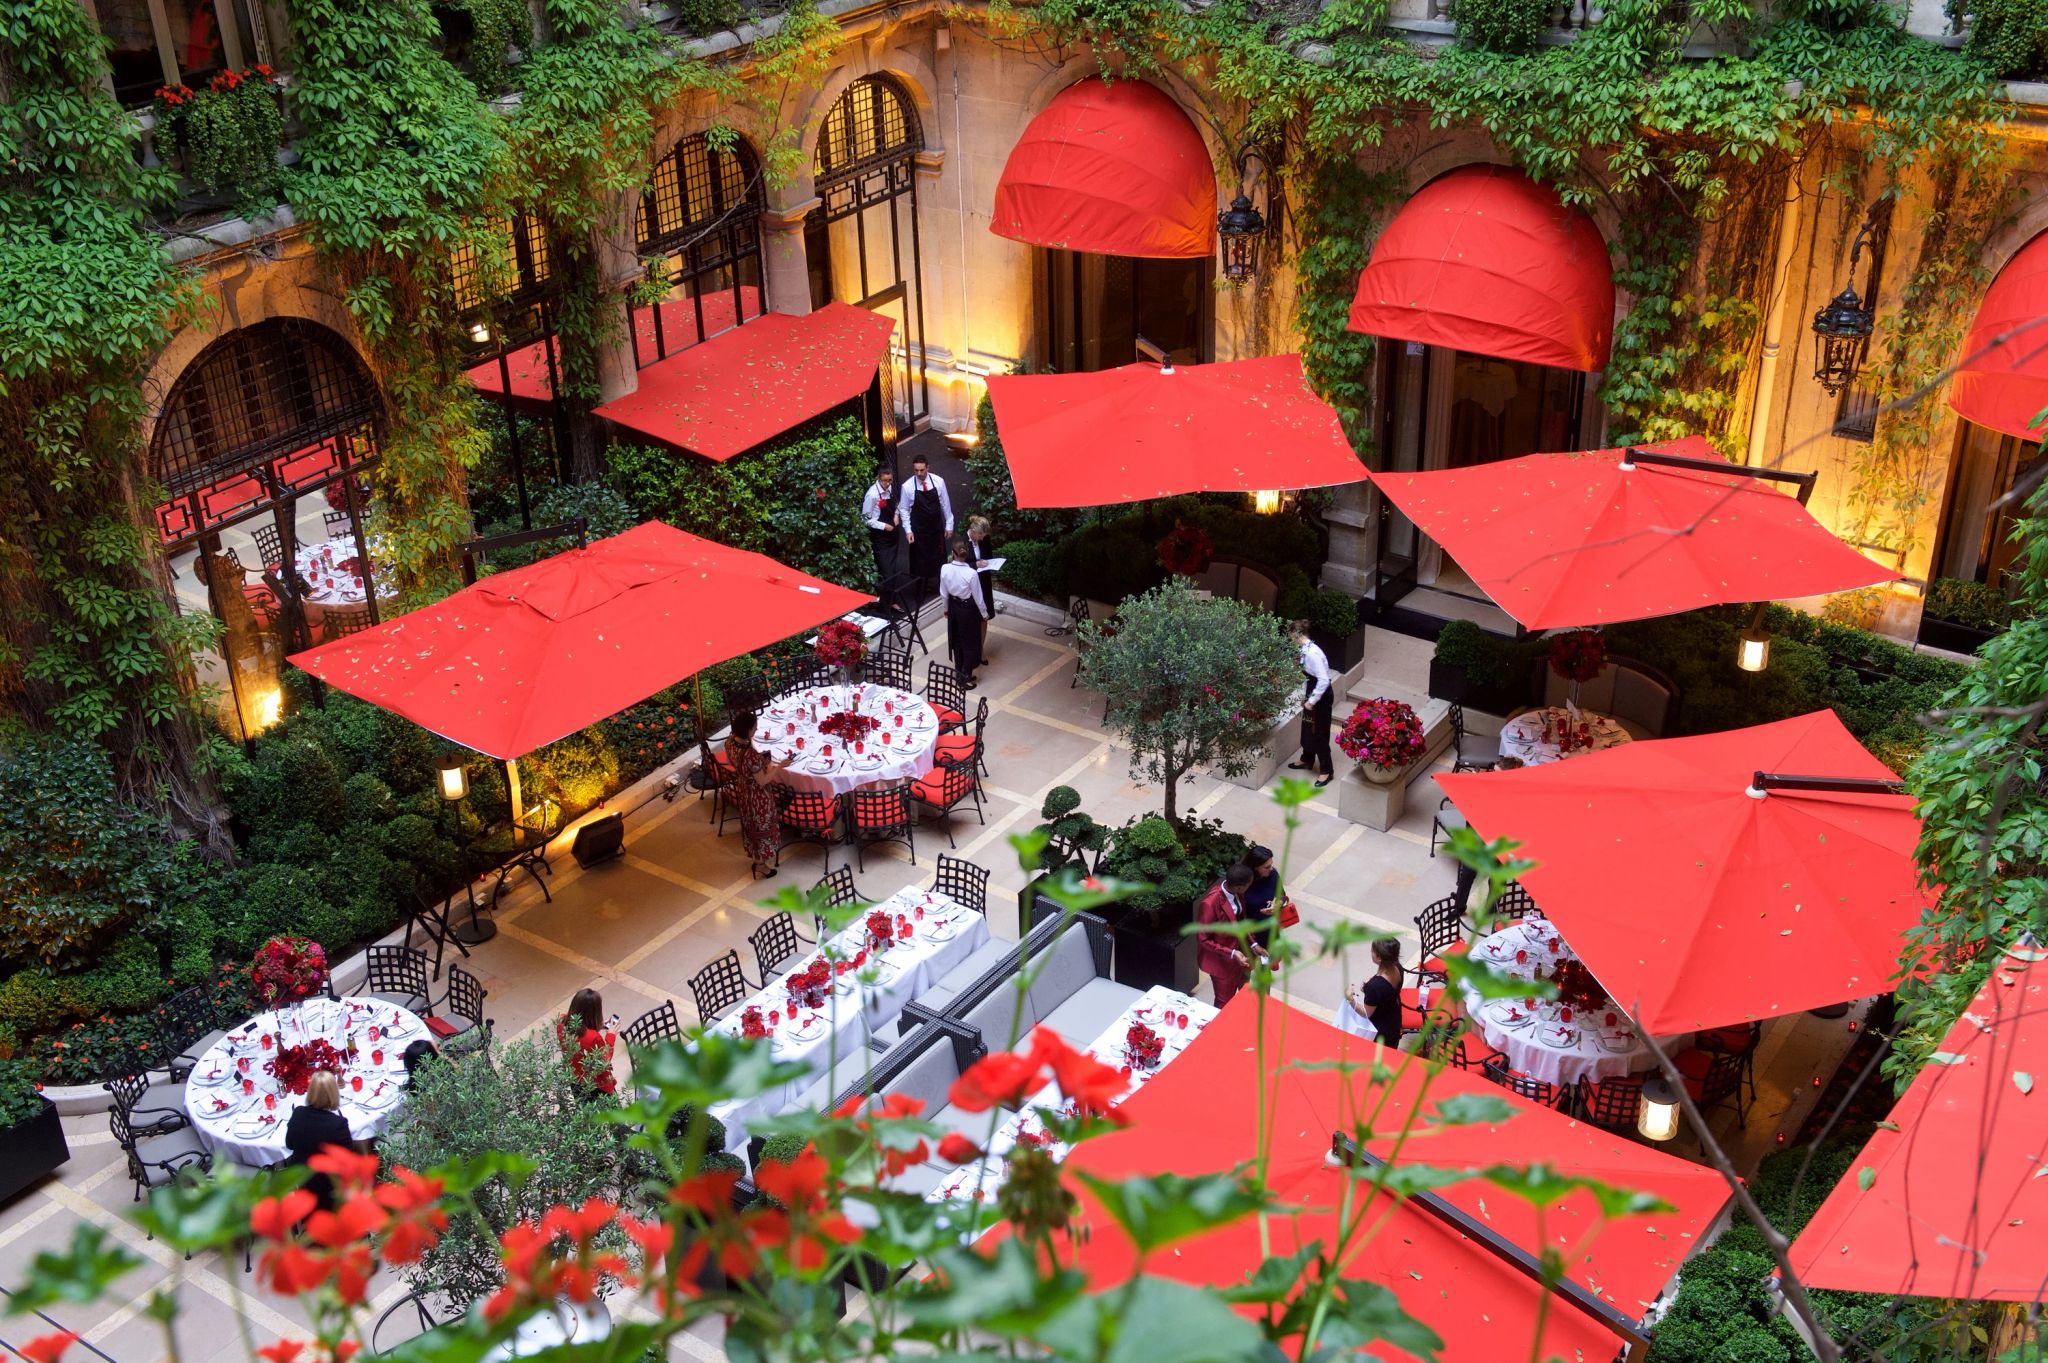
[0, 1056, 68, 1204]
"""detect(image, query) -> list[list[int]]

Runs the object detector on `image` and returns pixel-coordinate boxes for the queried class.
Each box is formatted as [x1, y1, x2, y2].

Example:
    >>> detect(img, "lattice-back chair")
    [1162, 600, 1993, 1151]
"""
[816, 865, 862, 913]
[932, 854, 989, 916]
[1449, 703, 1498, 774]
[1480, 1056, 1566, 1110]
[1429, 797, 1467, 861]
[157, 985, 229, 1082]
[1491, 881, 1543, 927]
[749, 911, 815, 982]
[364, 944, 433, 1012]
[865, 650, 912, 693]
[910, 750, 984, 849]
[688, 952, 754, 1024]
[774, 783, 843, 868]
[323, 509, 354, 538]
[104, 1073, 188, 1137]
[109, 1091, 211, 1204]
[623, 999, 686, 1052]
[428, 964, 492, 1054]
[725, 679, 770, 725]
[323, 604, 373, 641]
[934, 696, 991, 777]
[251, 521, 286, 574]
[848, 786, 915, 871]
[1412, 894, 1466, 983]
[923, 663, 967, 731]
[1674, 1047, 1751, 1127]
[693, 733, 741, 834]
[1576, 1073, 1645, 1131]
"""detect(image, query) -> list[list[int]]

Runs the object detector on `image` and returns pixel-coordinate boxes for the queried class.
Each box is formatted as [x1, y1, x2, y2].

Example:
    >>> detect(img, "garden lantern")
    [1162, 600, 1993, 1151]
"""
[1736, 623, 1772, 673]
[1217, 144, 1274, 286]
[1637, 1072, 1681, 1142]
[1254, 489, 1283, 514]
[1810, 203, 1886, 395]
[438, 753, 469, 803]
[468, 319, 492, 345]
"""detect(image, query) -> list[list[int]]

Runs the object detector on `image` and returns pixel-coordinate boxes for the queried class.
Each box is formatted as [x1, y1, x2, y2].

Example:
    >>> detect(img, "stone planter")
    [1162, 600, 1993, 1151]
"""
[1427, 657, 1530, 717]
[1354, 760, 1405, 786]
[1311, 624, 1368, 677]
[1915, 613, 1997, 656]
[0, 1097, 69, 1204]
[1336, 758, 1424, 833]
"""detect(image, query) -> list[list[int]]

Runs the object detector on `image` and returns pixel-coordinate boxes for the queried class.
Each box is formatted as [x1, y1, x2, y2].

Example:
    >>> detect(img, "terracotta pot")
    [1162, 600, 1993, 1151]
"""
[1356, 760, 1405, 786]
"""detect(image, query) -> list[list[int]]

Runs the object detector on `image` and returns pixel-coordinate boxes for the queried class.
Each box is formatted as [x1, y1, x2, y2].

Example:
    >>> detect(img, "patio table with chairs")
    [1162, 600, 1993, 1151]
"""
[1497, 704, 1631, 766]
[753, 681, 943, 797]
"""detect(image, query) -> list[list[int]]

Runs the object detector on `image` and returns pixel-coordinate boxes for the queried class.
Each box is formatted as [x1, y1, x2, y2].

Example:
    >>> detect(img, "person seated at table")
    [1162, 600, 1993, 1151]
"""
[557, 988, 618, 1097]
[1196, 863, 1259, 1006]
[939, 538, 989, 689]
[724, 712, 781, 881]
[401, 1039, 440, 1087]
[285, 1072, 358, 1211]
[1347, 938, 1408, 1050]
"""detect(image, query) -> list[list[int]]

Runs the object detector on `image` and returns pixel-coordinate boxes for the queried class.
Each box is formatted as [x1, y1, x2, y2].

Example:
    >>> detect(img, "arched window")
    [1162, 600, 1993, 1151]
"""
[450, 213, 555, 324]
[810, 76, 927, 427]
[632, 132, 767, 364]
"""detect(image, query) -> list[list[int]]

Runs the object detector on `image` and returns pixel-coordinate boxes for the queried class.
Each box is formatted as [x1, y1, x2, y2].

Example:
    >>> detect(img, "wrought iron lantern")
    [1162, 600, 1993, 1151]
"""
[1217, 144, 1274, 286]
[1811, 204, 1886, 395]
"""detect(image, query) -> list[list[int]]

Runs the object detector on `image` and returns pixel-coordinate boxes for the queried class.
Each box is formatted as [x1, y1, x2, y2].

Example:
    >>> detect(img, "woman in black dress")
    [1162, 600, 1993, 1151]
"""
[938, 538, 989, 688]
[1350, 938, 1406, 1049]
[967, 515, 996, 659]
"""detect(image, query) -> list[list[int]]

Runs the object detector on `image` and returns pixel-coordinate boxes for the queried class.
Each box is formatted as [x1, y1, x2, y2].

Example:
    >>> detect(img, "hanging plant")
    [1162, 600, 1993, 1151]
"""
[1547, 630, 1608, 683]
[1156, 521, 1215, 577]
[155, 66, 285, 207]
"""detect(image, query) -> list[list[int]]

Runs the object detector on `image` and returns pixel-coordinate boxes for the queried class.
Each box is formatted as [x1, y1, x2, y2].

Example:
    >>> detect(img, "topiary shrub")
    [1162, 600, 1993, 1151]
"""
[997, 537, 1065, 603]
[667, 1105, 729, 1154]
[1065, 524, 1169, 604]
[751, 1132, 811, 1208]
[1033, 785, 1108, 875]
[1924, 575, 2020, 631]
[1099, 815, 1249, 917]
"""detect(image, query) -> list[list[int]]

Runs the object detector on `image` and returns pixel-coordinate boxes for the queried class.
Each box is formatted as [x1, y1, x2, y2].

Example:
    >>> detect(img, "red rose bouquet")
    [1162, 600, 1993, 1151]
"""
[785, 958, 832, 1011]
[1156, 521, 1214, 576]
[267, 1038, 346, 1096]
[1548, 957, 1606, 1013]
[1124, 1021, 1165, 1070]
[819, 710, 879, 743]
[814, 620, 869, 671]
[1548, 629, 1607, 683]
[866, 911, 896, 954]
[740, 1005, 770, 1040]
[250, 935, 327, 1009]
[1336, 698, 1426, 770]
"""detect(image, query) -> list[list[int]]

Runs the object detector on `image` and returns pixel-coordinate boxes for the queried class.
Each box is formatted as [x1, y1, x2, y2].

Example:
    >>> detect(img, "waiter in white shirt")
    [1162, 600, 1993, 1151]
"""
[901, 451, 953, 594]
[938, 538, 989, 688]
[1287, 622, 1335, 787]
[860, 466, 901, 591]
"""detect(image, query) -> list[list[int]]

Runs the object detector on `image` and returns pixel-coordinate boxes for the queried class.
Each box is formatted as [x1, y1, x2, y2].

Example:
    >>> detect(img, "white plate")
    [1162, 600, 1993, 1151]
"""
[351, 1086, 401, 1111]
[198, 1092, 249, 1119]
[191, 1067, 233, 1088]
[1541, 1027, 1580, 1048]
[231, 1115, 281, 1139]
[785, 1017, 827, 1043]
[926, 922, 959, 942]
[807, 759, 841, 775]
[851, 756, 884, 772]
[1485, 1002, 1536, 1029]
[870, 960, 900, 986]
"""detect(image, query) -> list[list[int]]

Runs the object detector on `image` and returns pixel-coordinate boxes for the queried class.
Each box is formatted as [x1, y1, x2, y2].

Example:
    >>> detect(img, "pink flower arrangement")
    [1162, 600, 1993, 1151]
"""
[1124, 1021, 1165, 1070]
[785, 958, 832, 1011]
[814, 620, 869, 671]
[249, 935, 327, 1010]
[1336, 698, 1426, 770]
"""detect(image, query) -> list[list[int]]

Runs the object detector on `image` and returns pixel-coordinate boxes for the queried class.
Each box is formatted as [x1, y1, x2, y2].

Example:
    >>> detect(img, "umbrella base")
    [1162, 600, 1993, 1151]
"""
[452, 919, 499, 946]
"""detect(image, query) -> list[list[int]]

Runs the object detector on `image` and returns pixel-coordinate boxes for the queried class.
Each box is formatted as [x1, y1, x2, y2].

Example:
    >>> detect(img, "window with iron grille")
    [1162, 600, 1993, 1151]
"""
[815, 76, 919, 184]
[451, 214, 557, 355]
[632, 133, 768, 365]
[1834, 381, 1881, 443]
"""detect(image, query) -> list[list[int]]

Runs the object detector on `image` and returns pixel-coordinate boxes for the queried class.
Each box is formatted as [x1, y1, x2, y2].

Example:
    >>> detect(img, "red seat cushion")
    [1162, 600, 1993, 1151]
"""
[934, 734, 975, 760]
[932, 705, 964, 728]
[425, 1016, 460, 1038]
[1672, 1047, 1714, 1080]
[1697, 1023, 1755, 1052]
[710, 749, 736, 773]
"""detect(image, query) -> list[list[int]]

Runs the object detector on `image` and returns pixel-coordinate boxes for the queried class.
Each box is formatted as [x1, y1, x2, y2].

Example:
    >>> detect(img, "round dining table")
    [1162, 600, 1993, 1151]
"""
[1455, 921, 1685, 1088]
[1497, 706, 1631, 766]
[184, 995, 426, 1167]
[752, 683, 942, 796]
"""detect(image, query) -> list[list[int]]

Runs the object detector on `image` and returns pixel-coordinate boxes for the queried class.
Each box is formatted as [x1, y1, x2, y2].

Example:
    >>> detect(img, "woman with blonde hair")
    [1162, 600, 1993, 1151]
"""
[285, 1070, 357, 1210]
[967, 514, 997, 656]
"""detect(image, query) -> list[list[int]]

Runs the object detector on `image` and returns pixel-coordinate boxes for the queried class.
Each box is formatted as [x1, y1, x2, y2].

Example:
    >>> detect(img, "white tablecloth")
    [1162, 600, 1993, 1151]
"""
[186, 996, 423, 1167]
[1497, 706, 1631, 766]
[295, 537, 371, 606]
[1457, 922, 1681, 1088]
[700, 887, 992, 1148]
[928, 986, 1219, 1203]
[753, 684, 941, 797]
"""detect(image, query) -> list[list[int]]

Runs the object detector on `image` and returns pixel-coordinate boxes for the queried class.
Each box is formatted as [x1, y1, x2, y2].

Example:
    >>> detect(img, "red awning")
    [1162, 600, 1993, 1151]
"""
[590, 303, 894, 462]
[1437, 712, 1928, 1034]
[1789, 946, 2048, 1301]
[1950, 230, 2048, 440]
[991, 80, 1217, 260]
[467, 288, 764, 410]
[1348, 165, 1614, 371]
[1042, 997, 1729, 1361]
[1367, 436, 1898, 629]
[287, 521, 868, 759]
[985, 354, 1365, 507]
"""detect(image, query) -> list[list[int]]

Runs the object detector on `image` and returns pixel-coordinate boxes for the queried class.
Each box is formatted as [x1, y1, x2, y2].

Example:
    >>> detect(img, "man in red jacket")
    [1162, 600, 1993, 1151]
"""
[1196, 863, 1258, 1005]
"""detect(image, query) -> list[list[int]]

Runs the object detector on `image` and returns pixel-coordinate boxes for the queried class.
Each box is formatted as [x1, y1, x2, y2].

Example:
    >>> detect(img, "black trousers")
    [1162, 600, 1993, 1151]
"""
[1299, 681, 1335, 774]
[869, 531, 898, 594]
[945, 594, 984, 678]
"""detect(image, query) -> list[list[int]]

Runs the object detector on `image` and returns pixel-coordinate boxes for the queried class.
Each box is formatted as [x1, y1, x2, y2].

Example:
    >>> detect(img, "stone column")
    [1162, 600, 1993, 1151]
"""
[761, 197, 820, 317]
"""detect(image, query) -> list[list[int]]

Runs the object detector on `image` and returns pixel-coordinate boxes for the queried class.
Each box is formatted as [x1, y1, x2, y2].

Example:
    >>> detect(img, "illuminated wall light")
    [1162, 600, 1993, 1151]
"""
[253, 688, 284, 731]
[1253, 490, 1284, 515]
[469, 321, 492, 344]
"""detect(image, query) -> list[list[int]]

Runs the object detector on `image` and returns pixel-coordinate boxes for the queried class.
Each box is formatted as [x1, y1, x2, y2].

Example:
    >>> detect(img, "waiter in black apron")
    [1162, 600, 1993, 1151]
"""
[1288, 622, 1335, 788]
[902, 451, 953, 598]
[860, 465, 900, 592]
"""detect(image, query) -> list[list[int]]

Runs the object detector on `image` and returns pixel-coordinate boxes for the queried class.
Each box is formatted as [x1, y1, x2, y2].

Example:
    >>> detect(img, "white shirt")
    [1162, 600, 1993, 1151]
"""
[860, 481, 897, 532]
[903, 472, 953, 538]
[938, 560, 988, 618]
[1299, 639, 1331, 706]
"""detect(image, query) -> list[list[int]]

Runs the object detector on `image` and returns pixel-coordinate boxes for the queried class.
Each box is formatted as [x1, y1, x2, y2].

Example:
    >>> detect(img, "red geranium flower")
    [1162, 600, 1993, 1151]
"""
[948, 1049, 1045, 1112]
[19, 1333, 78, 1363]
[936, 1132, 982, 1164]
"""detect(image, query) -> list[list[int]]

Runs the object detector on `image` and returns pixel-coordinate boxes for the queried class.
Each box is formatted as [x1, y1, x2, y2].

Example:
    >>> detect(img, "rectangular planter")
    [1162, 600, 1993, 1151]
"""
[1109, 905, 1200, 993]
[0, 1098, 69, 1205]
[1915, 614, 1997, 656]
[1311, 625, 1368, 677]
[1426, 658, 1530, 717]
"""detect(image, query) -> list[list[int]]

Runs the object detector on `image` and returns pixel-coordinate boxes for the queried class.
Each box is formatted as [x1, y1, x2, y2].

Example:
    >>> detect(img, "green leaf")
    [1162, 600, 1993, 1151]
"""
[1037, 1276, 1265, 1363]
[1426, 1092, 1516, 1127]
[1442, 950, 1558, 1003]
[1857, 1165, 1877, 1191]
[1071, 1170, 1267, 1253]
[1216, 1246, 1321, 1304]
[7, 1224, 142, 1314]
[1475, 1163, 1672, 1218]
[1308, 1278, 1443, 1361]
[902, 1239, 1088, 1334]
[626, 1032, 814, 1109]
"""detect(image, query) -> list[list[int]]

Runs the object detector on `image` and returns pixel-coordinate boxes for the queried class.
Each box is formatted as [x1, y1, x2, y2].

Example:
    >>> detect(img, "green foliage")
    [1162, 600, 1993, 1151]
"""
[1100, 814, 1250, 914]
[1065, 525, 1171, 604]
[996, 537, 1066, 602]
[443, 0, 531, 95]
[157, 72, 285, 210]
[0, 1054, 45, 1127]
[1958, 0, 2048, 78]
[1033, 786, 1110, 875]
[1455, 0, 1553, 53]
[1924, 575, 2024, 632]
[670, 0, 749, 36]
[479, 483, 640, 572]
[1294, 161, 1396, 455]
[1432, 619, 1543, 691]
[1276, 567, 1359, 639]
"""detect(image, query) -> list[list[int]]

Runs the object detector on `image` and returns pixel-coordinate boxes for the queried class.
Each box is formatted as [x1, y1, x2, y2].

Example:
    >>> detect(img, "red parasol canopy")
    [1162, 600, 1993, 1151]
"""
[592, 303, 895, 461]
[1789, 946, 2048, 1301]
[1347, 165, 1615, 372]
[467, 288, 764, 411]
[1437, 712, 1927, 1034]
[1043, 996, 1728, 1361]
[1949, 229, 2048, 441]
[984, 354, 1365, 508]
[287, 522, 867, 760]
[991, 79, 1216, 260]
[1368, 436, 1897, 629]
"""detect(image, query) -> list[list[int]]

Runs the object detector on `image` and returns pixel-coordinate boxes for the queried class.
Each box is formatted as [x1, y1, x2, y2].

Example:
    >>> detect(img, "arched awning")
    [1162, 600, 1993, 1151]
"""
[1347, 165, 1615, 372]
[1949, 230, 2048, 440]
[991, 80, 1216, 259]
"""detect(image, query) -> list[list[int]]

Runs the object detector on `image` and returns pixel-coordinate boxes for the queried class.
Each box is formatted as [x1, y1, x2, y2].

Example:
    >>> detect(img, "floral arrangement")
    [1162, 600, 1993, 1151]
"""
[784, 958, 832, 1011]
[1548, 957, 1607, 1013]
[813, 620, 869, 672]
[1124, 1021, 1164, 1071]
[865, 911, 898, 954]
[150, 66, 284, 200]
[250, 935, 327, 1009]
[1156, 520, 1215, 577]
[818, 710, 878, 744]
[1547, 629, 1607, 683]
[1336, 698, 1426, 770]
[739, 1006, 770, 1040]
[266, 1039, 346, 1096]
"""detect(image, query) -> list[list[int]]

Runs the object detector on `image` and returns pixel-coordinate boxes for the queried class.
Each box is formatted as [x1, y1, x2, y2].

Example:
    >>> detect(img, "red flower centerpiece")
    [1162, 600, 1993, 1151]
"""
[250, 935, 327, 1010]
[1336, 698, 1426, 778]
[1156, 520, 1214, 577]
[1548, 629, 1607, 684]
[266, 1038, 345, 1096]
[1548, 957, 1606, 1012]
[739, 1005, 770, 1040]
[814, 620, 869, 678]
[865, 911, 896, 955]
[785, 958, 832, 1011]
[819, 710, 878, 744]
[1124, 1021, 1165, 1071]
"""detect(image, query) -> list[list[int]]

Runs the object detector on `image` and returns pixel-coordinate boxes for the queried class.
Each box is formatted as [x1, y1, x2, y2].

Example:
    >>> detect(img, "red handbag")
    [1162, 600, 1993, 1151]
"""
[1277, 899, 1301, 929]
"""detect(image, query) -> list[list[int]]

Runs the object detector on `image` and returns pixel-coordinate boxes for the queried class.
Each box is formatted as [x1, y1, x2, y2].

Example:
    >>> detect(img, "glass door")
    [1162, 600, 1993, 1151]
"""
[1374, 340, 1430, 608]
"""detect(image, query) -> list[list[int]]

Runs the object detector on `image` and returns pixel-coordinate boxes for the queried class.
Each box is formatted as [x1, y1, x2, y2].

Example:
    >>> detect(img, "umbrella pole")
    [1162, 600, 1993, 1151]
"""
[506, 757, 524, 829]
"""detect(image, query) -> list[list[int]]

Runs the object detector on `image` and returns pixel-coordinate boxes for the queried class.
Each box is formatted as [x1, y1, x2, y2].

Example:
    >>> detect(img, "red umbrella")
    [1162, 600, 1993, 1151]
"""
[984, 355, 1366, 509]
[1436, 712, 1927, 1034]
[1369, 436, 1897, 629]
[288, 522, 867, 761]
[1788, 946, 2048, 1301]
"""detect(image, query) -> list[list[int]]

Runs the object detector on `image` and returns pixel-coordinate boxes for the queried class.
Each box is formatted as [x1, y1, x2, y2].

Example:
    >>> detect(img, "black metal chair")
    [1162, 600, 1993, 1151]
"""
[1413, 894, 1466, 983]
[848, 787, 916, 871]
[815, 865, 862, 912]
[725, 680, 770, 725]
[623, 1000, 685, 1051]
[251, 521, 286, 573]
[403, 886, 473, 979]
[104, 1073, 188, 1137]
[323, 509, 355, 538]
[324, 603, 373, 639]
[694, 735, 741, 833]
[924, 663, 967, 731]
[865, 651, 912, 692]
[933, 696, 991, 777]
[749, 911, 815, 983]
[688, 952, 753, 1024]
[910, 751, 984, 849]
[1491, 881, 1543, 927]
[1429, 797, 1466, 860]
[364, 944, 433, 1012]
[879, 571, 929, 656]
[1694, 1020, 1762, 1106]
[156, 986, 229, 1082]
[774, 784, 843, 868]
[428, 964, 492, 1054]
[1449, 703, 1498, 774]
[1481, 1056, 1567, 1111]
[110, 1097, 211, 1203]
[932, 854, 989, 916]
[1674, 1047, 1752, 1128]
[1576, 1073, 1646, 1130]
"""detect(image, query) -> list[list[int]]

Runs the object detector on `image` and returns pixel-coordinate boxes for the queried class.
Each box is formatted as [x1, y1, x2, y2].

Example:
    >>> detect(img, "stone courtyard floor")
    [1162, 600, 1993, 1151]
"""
[0, 617, 1860, 1362]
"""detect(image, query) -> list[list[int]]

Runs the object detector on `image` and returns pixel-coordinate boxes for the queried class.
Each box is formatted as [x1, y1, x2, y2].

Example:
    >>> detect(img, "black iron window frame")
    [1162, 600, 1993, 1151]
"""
[631, 133, 769, 368]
